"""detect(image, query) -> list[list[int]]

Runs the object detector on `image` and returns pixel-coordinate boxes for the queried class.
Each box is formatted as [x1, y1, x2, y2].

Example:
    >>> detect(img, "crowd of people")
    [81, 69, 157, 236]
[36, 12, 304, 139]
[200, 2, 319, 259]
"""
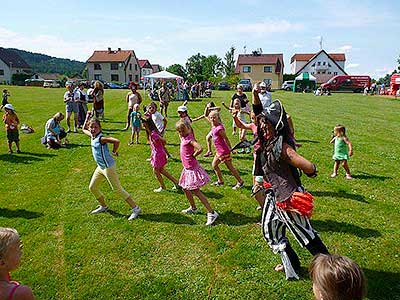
[1, 80, 366, 299]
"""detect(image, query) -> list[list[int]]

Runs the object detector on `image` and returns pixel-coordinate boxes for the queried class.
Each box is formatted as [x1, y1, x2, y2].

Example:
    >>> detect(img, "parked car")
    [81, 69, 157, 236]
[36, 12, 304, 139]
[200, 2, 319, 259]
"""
[217, 82, 230, 90]
[281, 80, 294, 91]
[43, 80, 61, 88]
[105, 82, 122, 89]
[238, 79, 252, 91]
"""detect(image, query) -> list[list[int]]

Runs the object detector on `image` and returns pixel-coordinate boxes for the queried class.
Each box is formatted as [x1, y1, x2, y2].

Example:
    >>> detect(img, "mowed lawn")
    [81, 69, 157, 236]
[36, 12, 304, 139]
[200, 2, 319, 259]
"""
[0, 85, 399, 300]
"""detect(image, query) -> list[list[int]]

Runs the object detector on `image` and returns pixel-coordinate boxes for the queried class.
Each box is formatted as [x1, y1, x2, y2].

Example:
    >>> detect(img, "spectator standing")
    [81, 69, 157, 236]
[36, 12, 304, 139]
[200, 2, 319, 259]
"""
[63, 83, 79, 132]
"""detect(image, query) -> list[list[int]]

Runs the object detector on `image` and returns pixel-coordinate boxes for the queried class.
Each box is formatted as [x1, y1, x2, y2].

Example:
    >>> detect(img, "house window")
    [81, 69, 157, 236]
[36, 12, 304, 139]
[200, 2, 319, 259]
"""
[328, 71, 331, 74]
[323, 62, 326, 66]
[94, 74, 102, 80]
[135, 64, 138, 71]
[129, 63, 132, 70]
[94, 64, 101, 70]
[311, 72, 315, 75]
[111, 74, 119, 81]
[264, 66, 272, 73]
[135, 75, 139, 82]
[263, 79, 272, 85]
[317, 62, 321, 66]
[328, 63, 332, 67]
[317, 71, 320, 74]
[0, 69, 4, 75]
[334, 72, 338, 75]
[111, 63, 118, 70]
[129, 74, 132, 81]
[311, 63, 315, 67]
[242, 66, 251, 73]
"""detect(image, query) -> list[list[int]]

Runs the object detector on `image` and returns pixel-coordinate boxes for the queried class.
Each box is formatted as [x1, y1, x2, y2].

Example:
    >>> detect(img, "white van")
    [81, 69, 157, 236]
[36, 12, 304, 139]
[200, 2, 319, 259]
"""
[281, 80, 294, 91]
[43, 80, 61, 88]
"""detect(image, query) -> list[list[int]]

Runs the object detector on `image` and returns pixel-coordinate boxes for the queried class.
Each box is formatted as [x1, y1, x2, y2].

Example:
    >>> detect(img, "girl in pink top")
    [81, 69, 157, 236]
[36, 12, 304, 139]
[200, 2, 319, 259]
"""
[208, 111, 244, 189]
[142, 116, 178, 192]
[176, 121, 219, 225]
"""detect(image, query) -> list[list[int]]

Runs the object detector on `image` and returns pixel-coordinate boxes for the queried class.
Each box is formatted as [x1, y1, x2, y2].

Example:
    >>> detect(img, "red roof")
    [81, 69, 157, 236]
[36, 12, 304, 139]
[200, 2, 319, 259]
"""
[87, 49, 134, 63]
[235, 54, 283, 73]
[291, 53, 346, 63]
[138, 59, 152, 69]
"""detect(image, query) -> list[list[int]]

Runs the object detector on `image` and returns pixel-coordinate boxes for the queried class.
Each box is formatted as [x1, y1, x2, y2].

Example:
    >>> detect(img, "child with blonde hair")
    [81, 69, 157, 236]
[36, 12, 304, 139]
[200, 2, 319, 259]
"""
[208, 110, 244, 189]
[129, 103, 142, 145]
[2, 104, 20, 154]
[310, 254, 366, 300]
[176, 120, 219, 225]
[330, 124, 353, 179]
[82, 113, 141, 220]
[0, 227, 34, 300]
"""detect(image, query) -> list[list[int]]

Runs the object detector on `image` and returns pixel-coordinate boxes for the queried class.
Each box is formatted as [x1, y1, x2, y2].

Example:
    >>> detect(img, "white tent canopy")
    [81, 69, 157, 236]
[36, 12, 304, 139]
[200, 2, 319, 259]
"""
[295, 72, 317, 81]
[144, 70, 183, 80]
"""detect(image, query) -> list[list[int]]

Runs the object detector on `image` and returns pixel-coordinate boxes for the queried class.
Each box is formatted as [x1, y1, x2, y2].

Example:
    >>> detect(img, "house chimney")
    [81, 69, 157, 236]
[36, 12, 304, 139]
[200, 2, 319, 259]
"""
[118, 48, 121, 51]
[108, 47, 112, 53]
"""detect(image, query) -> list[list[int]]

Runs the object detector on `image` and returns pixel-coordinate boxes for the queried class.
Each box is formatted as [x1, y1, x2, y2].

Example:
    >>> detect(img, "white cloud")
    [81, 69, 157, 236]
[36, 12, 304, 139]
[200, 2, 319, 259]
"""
[346, 63, 359, 69]
[292, 43, 302, 48]
[330, 45, 353, 53]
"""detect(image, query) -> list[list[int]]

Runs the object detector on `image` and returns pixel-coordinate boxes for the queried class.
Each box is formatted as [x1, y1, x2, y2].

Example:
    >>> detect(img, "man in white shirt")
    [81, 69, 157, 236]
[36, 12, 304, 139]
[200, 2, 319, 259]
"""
[259, 81, 272, 109]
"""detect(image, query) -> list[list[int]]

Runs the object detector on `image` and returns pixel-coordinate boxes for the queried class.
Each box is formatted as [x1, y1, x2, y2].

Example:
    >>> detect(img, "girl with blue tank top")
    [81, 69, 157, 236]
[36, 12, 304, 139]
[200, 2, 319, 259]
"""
[82, 113, 141, 220]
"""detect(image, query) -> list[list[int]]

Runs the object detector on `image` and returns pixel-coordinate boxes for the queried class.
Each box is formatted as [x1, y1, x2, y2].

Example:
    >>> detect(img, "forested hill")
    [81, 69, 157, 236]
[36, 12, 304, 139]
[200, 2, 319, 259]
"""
[9, 48, 85, 76]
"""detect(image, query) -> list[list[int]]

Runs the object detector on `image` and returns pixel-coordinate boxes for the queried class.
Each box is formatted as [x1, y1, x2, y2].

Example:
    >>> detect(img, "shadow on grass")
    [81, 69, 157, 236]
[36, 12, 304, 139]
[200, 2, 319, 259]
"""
[0, 208, 43, 219]
[364, 268, 400, 299]
[218, 210, 259, 226]
[202, 190, 224, 199]
[312, 219, 381, 238]
[64, 143, 90, 149]
[296, 139, 319, 144]
[352, 172, 392, 181]
[0, 153, 47, 164]
[310, 190, 368, 203]
[231, 154, 254, 161]
[139, 212, 196, 225]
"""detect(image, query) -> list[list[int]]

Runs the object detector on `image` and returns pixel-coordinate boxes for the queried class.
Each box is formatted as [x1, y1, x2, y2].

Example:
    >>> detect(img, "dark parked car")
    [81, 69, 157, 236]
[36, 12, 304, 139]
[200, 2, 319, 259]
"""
[106, 82, 122, 89]
[238, 79, 252, 91]
[218, 82, 230, 90]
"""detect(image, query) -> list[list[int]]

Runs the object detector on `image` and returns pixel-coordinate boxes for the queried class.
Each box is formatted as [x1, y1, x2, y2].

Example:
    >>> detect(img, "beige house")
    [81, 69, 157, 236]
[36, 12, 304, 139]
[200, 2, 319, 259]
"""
[86, 48, 140, 83]
[0, 47, 32, 84]
[235, 53, 284, 90]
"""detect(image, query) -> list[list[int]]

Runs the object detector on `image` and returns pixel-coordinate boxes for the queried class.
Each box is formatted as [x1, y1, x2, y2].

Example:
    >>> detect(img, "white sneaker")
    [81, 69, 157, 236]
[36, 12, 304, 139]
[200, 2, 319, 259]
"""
[128, 206, 141, 220]
[181, 207, 199, 214]
[232, 181, 244, 190]
[206, 211, 219, 226]
[91, 205, 108, 214]
[153, 187, 164, 193]
[171, 185, 178, 191]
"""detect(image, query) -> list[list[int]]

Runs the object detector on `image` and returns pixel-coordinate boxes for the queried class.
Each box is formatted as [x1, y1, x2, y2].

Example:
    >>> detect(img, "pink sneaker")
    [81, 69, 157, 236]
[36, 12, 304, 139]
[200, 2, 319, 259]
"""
[345, 174, 353, 180]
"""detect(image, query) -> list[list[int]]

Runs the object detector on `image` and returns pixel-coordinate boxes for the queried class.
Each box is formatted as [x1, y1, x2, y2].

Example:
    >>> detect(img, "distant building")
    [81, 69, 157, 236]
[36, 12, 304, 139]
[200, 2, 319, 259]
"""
[86, 48, 140, 83]
[138, 59, 153, 79]
[235, 52, 284, 90]
[151, 64, 162, 73]
[0, 48, 32, 84]
[291, 50, 347, 83]
[31, 73, 61, 81]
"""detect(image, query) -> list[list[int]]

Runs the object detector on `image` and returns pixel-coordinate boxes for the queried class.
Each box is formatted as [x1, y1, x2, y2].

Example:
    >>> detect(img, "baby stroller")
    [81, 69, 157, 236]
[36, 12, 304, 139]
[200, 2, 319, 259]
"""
[149, 90, 160, 101]
[204, 89, 212, 98]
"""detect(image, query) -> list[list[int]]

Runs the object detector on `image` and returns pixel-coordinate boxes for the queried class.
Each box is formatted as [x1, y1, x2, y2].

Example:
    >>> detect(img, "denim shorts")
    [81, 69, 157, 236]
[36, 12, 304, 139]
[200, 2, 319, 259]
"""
[66, 101, 78, 113]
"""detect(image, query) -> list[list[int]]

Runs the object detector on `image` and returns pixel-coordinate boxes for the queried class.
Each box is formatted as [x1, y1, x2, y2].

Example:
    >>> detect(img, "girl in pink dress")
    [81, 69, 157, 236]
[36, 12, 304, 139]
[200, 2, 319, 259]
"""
[142, 116, 178, 192]
[176, 120, 219, 225]
[208, 111, 244, 189]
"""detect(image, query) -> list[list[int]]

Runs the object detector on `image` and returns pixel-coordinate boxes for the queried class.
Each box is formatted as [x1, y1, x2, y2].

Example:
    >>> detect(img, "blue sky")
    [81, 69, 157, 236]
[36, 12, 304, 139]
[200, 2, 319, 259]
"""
[1, 0, 399, 78]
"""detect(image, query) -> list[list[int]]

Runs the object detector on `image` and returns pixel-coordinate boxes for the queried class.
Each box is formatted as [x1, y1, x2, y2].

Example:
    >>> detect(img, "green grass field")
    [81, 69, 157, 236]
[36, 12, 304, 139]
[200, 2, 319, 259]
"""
[0, 85, 399, 299]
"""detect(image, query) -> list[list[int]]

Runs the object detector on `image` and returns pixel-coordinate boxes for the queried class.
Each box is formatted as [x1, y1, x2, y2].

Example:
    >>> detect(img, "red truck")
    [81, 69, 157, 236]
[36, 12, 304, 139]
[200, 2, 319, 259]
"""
[321, 75, 371, 92]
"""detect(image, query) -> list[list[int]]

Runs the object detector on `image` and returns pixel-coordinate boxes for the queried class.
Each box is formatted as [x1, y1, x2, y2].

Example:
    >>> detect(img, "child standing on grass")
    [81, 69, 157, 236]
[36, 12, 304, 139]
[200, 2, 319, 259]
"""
[2, 104, 20, 154]
[0, 227, 34, 300]
[330, 124, 353, 179]
[82, 113, 141, 220]
[310, 254, 366, 300]
[208, 110, 244, 189]
[142, 116, 179, 193]
[129, 104, 142, 145]
[0, 89, 10, 111]
[176, 120, 219, 225]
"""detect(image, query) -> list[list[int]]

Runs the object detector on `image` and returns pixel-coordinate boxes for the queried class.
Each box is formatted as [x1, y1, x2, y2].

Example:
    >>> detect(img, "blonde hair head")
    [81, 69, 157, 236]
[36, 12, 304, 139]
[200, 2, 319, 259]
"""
[94, 80, 104, 90]
[208, 110, 221, 121]
[334, 124, 346, 137]
[0, 228, 20, 259]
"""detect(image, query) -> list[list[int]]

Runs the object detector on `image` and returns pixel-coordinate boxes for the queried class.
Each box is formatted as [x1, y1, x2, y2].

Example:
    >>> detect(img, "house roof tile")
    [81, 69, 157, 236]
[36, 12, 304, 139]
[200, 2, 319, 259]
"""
[0, 48, 31, 69]
[291, 53, 346, 63]
[138, 59, 152, 69]
[235, 54, 283, 73]
[87, 49, 134, 63]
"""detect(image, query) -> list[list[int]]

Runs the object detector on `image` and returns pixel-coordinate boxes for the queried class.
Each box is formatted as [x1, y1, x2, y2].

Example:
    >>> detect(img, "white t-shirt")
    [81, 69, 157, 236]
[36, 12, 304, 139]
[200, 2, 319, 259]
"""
[64, 90, 79, 103]
[128, 92, 139, 108]
[259, 91, 272, 109]
[152, 111, 165, 133]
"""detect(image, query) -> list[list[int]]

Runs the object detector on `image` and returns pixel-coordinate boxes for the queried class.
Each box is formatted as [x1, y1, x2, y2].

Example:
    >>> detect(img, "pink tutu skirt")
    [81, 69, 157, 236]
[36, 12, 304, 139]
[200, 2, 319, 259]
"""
[179, 164, 210, 190]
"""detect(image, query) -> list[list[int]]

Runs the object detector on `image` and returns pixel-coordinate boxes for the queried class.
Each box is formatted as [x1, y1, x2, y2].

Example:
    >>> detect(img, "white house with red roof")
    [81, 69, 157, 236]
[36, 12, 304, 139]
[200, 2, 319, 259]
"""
[138, 59, 153, 79]
[86, 48, 140, 83]
[0, 48, 32, 84]
[290, 50, 347, 83]
[235, 52, 284, 90]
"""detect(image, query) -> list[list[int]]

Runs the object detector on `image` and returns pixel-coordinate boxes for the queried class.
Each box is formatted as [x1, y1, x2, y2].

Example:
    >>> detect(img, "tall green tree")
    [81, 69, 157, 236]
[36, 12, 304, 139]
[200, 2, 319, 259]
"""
[166, 64, 187, 80]
[186, 53, 206, 82]
[223, 46, 236, 77]
[203, 55, 223, 78]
